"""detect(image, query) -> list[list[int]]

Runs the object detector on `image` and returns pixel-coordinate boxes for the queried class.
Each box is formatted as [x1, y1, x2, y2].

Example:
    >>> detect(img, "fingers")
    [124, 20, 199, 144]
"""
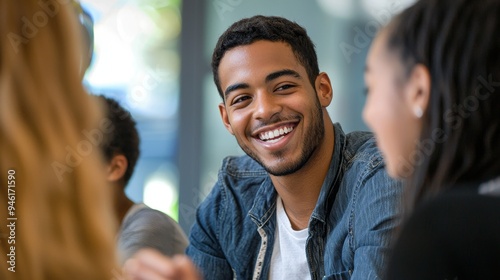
[123, 249, 176, 280]
[172, 255, 203, 280]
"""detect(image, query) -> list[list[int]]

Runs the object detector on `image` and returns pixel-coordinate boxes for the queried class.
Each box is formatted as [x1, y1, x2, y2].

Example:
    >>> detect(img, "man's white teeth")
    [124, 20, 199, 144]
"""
[259, 126, 294, 141]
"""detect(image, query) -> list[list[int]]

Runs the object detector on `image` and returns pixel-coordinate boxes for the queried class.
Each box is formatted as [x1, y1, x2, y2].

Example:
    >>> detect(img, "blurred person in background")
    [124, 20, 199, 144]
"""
[95, 95, 188, 264]
[0, 1, 118, 279]
[363, 0, 500, 278]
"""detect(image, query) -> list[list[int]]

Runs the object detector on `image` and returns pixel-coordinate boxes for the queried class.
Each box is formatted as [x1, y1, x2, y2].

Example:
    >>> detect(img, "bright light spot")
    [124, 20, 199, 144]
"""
[116, 5, 154, 46]
[361, 0, 417, 19]
[317, 0, 357, 19]
[317, 0, 417, 20]
[143, 178, 178, 220]
[85, 25, 137, 87]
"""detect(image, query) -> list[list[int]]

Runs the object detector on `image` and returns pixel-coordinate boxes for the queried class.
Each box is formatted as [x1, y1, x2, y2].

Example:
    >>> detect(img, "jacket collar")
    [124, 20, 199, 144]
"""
[311, 123, 346, 223]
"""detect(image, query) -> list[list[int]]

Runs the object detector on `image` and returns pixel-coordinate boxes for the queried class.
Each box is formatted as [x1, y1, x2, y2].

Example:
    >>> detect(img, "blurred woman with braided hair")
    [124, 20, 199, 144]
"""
[0, 1, 118, 279]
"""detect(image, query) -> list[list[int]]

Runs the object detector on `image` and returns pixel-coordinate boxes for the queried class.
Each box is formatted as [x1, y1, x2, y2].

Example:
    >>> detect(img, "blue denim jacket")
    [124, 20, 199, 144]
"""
[187, 123, 403, 280]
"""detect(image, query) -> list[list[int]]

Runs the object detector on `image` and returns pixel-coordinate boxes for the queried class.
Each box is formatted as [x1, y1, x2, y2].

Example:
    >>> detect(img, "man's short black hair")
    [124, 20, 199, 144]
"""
[97, 95, 140, 186]
[212, 15, 320, 99]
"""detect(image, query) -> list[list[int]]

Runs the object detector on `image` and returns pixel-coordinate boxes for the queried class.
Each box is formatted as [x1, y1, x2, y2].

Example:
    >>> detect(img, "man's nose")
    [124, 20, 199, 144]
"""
[252, 91, 282, 120]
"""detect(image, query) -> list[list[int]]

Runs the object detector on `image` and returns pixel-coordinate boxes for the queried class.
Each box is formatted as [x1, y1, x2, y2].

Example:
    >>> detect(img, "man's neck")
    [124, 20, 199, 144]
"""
[271, 120, 335, 230]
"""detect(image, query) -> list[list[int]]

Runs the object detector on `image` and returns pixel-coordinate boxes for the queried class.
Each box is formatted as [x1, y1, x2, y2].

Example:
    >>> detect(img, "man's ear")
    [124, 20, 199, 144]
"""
[106, 154, 128, 183]
[405, 64, 431, 117]
[218, 102, 234, 135]
[315, 72, 333, 107]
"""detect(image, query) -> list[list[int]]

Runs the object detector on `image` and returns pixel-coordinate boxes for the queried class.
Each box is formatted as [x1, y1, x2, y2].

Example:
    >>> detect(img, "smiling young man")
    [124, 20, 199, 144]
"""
[124, 15, 403, 280]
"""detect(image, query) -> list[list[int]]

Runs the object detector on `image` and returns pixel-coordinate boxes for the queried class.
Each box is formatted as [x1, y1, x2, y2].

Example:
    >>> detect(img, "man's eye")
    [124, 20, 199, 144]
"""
[275, 84, 295, 91]
[232, 95, 251, 105]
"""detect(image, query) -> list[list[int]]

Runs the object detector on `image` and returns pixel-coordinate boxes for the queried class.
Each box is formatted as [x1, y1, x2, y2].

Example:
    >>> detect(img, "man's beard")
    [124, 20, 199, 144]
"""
[239, 100, 325, 176]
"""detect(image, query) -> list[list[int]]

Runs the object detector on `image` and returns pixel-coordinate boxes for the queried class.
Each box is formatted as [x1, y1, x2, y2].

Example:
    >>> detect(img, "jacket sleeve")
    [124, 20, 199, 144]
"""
[186, 180, 234, 280]
[350, 161, 404, 280]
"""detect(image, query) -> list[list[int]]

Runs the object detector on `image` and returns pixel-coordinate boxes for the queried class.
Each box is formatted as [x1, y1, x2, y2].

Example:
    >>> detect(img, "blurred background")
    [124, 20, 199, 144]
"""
[80, 0, 416, 233]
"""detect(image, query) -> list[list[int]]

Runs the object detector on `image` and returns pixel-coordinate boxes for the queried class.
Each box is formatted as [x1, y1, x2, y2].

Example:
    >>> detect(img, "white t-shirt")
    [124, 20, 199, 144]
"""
[269, 197, 311, 280]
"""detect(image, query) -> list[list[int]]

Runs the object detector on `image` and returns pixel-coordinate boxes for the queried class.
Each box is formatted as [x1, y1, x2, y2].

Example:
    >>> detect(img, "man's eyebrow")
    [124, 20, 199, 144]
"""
[223, 69, 301, 98]
[265, 69, 301, 83]
[224, 83, 250, 98]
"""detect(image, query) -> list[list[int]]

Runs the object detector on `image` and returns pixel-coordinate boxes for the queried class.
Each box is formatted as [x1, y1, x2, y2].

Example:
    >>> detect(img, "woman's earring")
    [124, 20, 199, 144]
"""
[414, 106, 423, 118]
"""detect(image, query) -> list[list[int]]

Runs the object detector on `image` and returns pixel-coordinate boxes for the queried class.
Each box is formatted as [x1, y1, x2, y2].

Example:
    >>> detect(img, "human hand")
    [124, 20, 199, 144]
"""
[123, 249, 202, 280]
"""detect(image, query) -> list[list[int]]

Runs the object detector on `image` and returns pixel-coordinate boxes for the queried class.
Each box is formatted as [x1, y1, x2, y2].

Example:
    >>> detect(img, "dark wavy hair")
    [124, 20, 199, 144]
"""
[386, 0, 500, 207]
[97, 95, 140, 186]
[212, 15, 319, 99]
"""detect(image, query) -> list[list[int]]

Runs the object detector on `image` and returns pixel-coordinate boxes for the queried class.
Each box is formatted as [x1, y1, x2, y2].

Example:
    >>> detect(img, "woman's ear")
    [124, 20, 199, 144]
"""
[315, 72, 333, 107]
[106, 154, 128, 182]
[406, 64, 431, 118]
[218, 103, 234, 135]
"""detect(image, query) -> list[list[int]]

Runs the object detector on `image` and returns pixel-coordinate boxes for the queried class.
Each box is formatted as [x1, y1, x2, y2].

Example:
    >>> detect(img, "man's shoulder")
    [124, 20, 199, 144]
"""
[206, 155, 271, 202]
[196, 155, 273, 231]
[339, 131, 402, 205]
[343, 130, 383, 167]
